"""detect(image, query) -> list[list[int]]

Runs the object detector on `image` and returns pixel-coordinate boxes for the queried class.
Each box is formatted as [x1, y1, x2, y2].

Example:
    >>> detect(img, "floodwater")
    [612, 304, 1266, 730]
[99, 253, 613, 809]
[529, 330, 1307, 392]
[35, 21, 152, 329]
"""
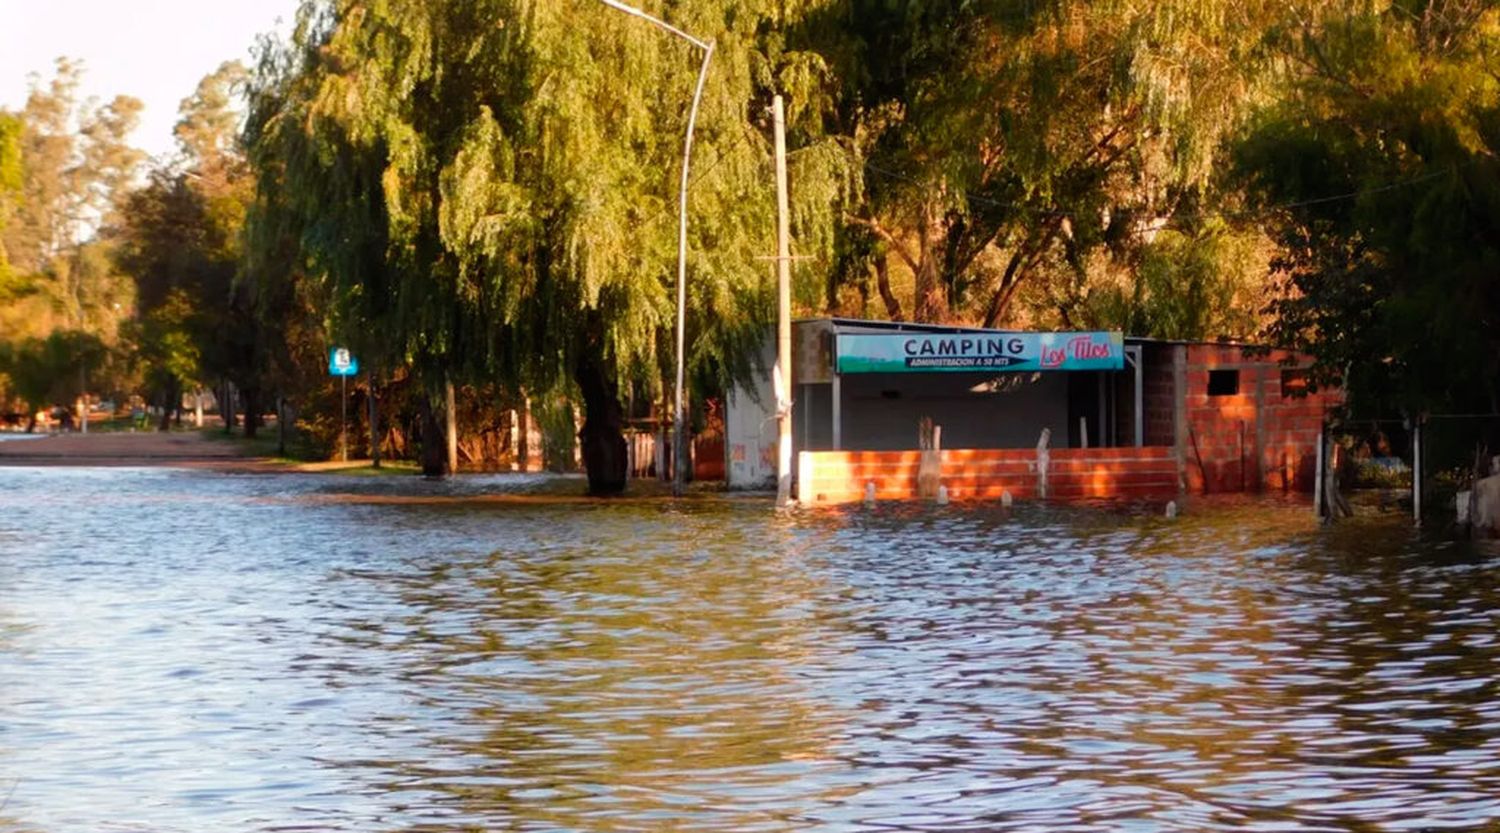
[2, 469, 1498, 833]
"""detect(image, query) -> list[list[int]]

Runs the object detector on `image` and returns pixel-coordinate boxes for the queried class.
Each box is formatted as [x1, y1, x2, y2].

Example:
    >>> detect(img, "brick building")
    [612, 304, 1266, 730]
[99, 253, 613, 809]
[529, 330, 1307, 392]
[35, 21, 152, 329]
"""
[726, 319, 1341, 503]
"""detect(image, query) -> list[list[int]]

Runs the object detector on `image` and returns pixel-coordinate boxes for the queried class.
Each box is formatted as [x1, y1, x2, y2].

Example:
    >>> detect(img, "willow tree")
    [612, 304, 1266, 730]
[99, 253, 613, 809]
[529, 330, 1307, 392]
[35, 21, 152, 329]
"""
[799, 0, 1275, 327]
[245, 0, 848, 492]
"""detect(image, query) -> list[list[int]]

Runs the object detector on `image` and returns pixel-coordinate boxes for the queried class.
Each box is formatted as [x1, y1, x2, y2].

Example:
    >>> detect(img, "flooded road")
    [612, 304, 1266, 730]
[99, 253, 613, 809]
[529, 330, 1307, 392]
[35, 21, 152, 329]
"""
[2, 467, 1498, 832]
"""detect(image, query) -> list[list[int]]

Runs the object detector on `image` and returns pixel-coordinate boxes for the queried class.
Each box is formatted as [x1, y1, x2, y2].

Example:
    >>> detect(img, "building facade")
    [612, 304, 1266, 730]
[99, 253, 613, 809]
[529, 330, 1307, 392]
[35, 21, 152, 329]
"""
[726, 319, 1341, 503]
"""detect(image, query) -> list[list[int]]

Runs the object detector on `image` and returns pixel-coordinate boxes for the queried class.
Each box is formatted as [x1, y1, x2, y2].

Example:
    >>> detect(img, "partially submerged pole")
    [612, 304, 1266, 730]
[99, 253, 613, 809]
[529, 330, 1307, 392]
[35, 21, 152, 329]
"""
[773, 94, 794, 509]
[1411, 419, 1421, 526]
[672, 40, 715, 497]
[1314, 426, 1325, 520]
[1036, 428, 1051, 499]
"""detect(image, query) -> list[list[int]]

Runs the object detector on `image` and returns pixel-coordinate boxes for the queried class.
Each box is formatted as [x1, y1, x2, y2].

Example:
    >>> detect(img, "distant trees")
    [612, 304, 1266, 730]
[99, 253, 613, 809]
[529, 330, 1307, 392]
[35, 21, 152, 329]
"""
[0, 59, 142, 415]
[1, 58, 142, 334]
[0, 330, 107, 431]
[0, 112, 21, 288]
[6, 1, 1491, 457]
[114, 61, 272, 433]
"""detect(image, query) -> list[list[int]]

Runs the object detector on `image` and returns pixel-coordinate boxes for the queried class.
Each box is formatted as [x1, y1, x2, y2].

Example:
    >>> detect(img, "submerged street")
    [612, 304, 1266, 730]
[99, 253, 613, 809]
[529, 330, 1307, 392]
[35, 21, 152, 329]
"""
[2, 468, 1499, 832]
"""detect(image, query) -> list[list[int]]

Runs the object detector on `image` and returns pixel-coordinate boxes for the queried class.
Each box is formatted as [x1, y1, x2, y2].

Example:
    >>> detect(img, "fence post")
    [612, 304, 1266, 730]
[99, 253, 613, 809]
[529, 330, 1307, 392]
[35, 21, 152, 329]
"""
[1314, 426, 1325, 521]
[1036, 428, 1051, 500]
[1412, 420, 1422, 527]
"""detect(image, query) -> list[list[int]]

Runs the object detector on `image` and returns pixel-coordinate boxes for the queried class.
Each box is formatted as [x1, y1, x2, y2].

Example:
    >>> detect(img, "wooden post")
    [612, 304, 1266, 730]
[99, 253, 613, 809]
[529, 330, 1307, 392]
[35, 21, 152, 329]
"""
[1314, 427, 1325, 520]
[1036, 428, 1051, 499]
[1411, 420, 1421, 526]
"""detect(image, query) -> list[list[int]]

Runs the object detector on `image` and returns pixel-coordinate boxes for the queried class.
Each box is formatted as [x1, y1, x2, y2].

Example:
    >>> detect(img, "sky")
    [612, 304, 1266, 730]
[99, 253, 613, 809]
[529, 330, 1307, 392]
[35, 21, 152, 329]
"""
[0, 0, 301, 163]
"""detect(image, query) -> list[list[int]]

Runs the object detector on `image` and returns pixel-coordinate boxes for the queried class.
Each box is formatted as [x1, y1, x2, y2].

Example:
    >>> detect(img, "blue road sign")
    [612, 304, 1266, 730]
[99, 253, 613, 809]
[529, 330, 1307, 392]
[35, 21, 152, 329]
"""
[328, 347, 359, 376]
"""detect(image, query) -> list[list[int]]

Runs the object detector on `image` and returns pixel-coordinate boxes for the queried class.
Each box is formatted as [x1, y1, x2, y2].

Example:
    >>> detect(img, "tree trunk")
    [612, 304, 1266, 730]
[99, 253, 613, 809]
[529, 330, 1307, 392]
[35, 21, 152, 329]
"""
[419, 395, 447, 478]
[875, 257, 903, 321]
[913, 255, 947, 323]
[277, 396, 287, 457]
[222, 381, 237, 433]
[158, 379, 178, 432]
[574, 352, 627, 496]
[911, 206, 948, 323]
[368, 376, 381, 469]
[243, 387, 260, 439]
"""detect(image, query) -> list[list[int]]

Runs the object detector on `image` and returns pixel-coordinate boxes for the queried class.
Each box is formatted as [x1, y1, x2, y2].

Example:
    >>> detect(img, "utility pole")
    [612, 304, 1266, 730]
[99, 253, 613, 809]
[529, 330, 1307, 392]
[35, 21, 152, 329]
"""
[597, 0, 713, 497]
[773, 95, 793, 508]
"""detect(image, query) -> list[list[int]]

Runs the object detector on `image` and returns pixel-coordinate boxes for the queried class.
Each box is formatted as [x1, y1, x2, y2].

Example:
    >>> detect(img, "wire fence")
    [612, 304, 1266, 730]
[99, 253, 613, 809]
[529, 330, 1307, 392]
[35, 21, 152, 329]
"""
[1326, 414, 1500, 526]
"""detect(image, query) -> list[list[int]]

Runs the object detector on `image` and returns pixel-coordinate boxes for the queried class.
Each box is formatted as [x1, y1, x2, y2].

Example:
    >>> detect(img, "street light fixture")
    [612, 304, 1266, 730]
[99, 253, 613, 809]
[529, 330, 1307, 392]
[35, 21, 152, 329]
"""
[596, 0, 714, 497]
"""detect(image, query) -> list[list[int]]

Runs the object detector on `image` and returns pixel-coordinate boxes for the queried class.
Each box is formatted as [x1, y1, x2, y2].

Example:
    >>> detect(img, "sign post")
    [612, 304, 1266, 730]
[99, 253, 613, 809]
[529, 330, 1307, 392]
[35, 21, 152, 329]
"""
[328, 347, 360, 462]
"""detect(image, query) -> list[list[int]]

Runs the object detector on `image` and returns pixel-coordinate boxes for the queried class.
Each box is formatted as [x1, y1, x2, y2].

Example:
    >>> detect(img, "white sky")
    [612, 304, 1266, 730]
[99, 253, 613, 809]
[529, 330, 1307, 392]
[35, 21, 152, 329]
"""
[0, 0, 302, 163]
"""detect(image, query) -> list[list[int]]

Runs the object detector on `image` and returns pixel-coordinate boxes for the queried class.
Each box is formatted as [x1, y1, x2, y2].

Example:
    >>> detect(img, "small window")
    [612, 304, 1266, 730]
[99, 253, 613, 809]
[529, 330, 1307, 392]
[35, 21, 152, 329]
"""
[1208, 369, 1239, 397]
[1281, 369, 1309, 399]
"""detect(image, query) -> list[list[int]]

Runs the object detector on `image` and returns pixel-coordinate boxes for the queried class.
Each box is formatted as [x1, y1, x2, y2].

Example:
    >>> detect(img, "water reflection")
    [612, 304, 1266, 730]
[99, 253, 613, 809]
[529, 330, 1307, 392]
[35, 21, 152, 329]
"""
[330, 507, 851, 831]
[1, 471, 1498, 832]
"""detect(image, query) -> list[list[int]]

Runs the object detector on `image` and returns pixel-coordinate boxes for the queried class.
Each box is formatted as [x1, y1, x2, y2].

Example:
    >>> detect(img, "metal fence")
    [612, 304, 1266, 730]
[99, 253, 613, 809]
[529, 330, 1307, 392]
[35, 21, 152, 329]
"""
[1324, 414, 1500, 528]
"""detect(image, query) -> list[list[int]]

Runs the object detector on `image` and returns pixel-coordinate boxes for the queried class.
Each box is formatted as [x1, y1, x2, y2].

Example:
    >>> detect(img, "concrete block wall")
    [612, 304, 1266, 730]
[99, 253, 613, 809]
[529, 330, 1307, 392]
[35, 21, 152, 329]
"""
[1141, 343, 1178, 448]
[1181, 345, 1340, 494]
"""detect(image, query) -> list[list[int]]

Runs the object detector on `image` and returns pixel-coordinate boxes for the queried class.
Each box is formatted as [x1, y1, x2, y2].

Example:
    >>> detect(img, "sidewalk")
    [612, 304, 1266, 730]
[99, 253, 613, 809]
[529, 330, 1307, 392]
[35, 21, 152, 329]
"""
[0, 431, 278, 470]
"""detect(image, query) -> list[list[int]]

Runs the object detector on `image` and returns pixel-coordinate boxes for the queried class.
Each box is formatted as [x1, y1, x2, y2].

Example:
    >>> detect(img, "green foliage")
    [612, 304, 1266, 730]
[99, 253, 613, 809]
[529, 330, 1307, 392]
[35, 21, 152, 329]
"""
[1237, 1, 1500, 415]
[0, 330, 108, 411]
[0, 111, 20, 288]
[112, 61, 278, 429]
[3, 58, 144, 284]
[803, 0, 1275, 327]
[1076, 220, 1267, 340]
[243, 0, 850, 410]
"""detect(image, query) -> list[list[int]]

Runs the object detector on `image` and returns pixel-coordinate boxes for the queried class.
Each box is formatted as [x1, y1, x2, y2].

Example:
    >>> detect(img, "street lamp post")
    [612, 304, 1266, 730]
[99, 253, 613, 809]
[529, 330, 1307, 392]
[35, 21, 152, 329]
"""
[597, 0, 714, 497]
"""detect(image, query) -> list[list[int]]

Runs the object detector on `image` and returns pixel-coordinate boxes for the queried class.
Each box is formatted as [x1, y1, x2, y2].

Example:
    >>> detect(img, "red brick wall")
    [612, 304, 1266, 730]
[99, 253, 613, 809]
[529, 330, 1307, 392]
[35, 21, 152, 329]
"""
[1181, 345, 1340, 494]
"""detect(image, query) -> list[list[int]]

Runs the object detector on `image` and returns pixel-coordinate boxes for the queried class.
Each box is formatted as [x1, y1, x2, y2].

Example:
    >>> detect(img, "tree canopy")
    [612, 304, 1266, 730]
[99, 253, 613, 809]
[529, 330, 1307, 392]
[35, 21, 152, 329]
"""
[6, 0, 1497, 469]
[1237, 0, 1500, 414]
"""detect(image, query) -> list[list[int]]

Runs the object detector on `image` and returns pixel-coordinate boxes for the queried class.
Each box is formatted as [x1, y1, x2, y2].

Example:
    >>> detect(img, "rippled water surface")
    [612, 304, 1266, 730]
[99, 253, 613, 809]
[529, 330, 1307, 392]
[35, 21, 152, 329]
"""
[2, 467, 1499, 832]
